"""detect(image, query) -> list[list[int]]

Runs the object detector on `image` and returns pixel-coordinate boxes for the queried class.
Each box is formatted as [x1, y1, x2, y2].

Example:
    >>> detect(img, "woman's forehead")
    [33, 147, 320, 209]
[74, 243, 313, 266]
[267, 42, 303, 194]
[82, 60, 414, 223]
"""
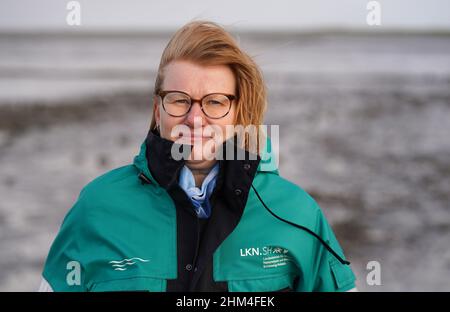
[162, 60, 236, 96]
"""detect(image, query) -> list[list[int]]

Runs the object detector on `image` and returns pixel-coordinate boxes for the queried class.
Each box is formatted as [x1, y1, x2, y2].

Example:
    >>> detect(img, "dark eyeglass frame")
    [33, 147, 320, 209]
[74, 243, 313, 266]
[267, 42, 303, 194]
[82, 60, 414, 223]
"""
[156, 90, 237, 119]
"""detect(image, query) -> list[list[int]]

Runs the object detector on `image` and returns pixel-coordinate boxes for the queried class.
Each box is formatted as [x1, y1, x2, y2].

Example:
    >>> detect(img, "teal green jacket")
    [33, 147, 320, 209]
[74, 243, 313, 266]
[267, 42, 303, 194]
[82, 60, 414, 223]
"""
[42, 131, 356, 292]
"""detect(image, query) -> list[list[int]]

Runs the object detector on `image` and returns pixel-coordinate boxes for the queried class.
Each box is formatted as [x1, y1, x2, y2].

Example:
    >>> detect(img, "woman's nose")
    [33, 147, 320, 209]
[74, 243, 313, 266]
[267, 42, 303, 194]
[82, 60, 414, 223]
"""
[185, 102, 205, 126]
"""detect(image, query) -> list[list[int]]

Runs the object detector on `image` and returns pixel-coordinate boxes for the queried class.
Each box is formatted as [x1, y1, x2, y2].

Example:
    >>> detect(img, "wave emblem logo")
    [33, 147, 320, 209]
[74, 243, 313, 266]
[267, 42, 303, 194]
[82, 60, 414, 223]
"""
[109, 257, 150, 271]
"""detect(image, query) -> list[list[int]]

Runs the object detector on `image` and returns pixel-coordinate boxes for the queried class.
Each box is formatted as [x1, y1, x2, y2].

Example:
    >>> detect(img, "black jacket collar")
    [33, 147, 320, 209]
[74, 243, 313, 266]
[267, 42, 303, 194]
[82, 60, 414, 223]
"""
[145, 128, 187, 189]
[144, 128, 261, 195]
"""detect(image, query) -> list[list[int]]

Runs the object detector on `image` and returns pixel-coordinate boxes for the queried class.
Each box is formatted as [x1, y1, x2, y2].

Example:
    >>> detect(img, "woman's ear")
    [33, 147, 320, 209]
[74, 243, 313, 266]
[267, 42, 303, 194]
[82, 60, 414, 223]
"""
[153, 95, 160, 126]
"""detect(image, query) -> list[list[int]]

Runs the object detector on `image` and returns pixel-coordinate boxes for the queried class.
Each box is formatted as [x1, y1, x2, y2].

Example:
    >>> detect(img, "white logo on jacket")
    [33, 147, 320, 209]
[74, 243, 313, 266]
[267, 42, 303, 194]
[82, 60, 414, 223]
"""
[108, 257, 150, 271]
[239, 246, 289, 257]
[239, 246, 292, 269]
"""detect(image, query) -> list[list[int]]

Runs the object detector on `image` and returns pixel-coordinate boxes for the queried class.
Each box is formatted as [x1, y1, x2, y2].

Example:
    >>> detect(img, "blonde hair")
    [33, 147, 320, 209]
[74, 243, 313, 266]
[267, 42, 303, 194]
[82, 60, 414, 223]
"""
[150, 20, 267, 152]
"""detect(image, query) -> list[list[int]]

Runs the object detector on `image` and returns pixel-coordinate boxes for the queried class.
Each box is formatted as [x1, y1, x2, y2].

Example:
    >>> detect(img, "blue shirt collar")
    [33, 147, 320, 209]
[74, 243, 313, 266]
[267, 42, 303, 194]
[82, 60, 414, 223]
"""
[178, 163, 220, 218]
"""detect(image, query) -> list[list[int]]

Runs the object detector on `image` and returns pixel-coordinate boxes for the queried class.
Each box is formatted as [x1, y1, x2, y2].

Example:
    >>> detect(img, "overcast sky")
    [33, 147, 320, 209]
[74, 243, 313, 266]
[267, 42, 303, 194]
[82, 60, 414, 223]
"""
[1, 0, 449, 32]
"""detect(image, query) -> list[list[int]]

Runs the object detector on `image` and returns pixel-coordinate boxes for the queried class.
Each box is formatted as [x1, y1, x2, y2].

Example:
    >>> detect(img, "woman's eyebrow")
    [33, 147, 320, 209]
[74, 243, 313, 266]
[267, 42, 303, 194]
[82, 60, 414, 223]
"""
[167, 90, 234, 97]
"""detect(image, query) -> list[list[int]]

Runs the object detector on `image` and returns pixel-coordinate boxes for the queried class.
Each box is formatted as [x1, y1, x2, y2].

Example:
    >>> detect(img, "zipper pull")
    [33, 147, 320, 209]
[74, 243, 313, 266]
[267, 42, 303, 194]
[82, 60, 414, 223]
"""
[138, 172, 152, 185]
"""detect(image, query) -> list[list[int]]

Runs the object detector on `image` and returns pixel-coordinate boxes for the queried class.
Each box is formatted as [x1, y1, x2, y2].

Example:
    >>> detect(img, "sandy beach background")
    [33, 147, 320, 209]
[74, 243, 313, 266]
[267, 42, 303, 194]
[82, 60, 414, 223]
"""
[0, 31, 449, 291]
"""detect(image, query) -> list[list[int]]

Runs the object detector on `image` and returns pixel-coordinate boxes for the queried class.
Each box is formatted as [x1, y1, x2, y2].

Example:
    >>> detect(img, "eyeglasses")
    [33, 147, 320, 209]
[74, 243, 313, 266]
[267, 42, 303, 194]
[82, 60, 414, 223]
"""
[157, 90, 236, 119]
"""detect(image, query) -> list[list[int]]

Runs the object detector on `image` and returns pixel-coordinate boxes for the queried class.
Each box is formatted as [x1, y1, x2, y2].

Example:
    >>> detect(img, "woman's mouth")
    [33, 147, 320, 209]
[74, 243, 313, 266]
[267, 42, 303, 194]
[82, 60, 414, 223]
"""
[177, 133, 213, 143]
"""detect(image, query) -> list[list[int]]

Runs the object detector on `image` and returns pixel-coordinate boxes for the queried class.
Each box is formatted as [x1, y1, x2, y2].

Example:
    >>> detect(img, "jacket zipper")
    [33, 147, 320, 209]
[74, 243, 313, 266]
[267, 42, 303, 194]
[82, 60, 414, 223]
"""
[191, 217, 200, 272]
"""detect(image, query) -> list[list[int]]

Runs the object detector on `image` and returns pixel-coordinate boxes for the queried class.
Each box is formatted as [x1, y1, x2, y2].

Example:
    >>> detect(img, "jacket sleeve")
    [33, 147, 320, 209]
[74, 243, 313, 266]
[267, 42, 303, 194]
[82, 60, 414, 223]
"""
[311, 207, 357, 292]
[41, 190, 90, 292]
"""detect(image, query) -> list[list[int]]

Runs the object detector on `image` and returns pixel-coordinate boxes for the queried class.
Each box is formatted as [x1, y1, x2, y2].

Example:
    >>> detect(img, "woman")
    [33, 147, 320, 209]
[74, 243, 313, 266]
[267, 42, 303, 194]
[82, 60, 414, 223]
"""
[40, 21, 357, 292]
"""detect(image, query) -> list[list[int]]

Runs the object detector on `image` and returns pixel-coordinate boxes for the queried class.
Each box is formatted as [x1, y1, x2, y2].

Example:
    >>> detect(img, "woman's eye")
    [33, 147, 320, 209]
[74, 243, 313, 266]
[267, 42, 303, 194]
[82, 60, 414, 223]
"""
[175, 99, 189, 104]
[208, 100, 222, 105]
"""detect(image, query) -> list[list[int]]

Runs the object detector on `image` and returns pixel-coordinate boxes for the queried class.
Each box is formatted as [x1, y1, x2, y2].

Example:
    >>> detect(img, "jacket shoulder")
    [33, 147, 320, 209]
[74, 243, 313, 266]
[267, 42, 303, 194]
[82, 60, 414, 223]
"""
[81, 164, 139, 195]
[253, 172, 322, 229]
[62, 164, 140, 224]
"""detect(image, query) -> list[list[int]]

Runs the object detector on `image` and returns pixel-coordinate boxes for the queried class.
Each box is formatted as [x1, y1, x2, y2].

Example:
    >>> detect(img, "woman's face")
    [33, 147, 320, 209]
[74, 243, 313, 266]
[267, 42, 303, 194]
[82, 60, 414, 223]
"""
[154, 60, 237, 169]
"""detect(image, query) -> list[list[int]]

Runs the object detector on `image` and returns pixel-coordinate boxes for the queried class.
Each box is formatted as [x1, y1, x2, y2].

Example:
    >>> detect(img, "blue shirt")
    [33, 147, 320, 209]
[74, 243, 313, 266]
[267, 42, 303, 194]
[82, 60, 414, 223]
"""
[178, 163, 219, 218]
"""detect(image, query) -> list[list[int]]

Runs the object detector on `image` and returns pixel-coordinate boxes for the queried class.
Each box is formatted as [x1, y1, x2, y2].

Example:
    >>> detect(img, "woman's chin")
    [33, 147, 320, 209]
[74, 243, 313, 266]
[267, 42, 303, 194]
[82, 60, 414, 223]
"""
[175, 136, 213, 145]
[185, 158, 218, 169]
